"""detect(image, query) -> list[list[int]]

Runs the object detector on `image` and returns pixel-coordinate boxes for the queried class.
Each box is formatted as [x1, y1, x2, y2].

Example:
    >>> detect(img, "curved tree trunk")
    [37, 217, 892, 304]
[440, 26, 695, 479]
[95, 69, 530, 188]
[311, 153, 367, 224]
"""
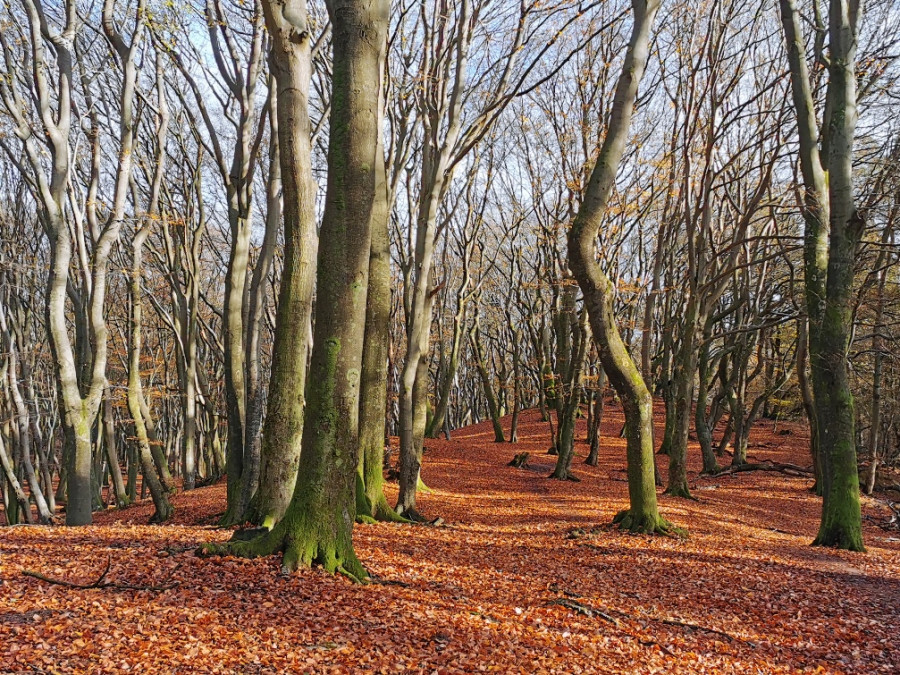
[250, 51, 318, 528]
[566, 0, 669, 534]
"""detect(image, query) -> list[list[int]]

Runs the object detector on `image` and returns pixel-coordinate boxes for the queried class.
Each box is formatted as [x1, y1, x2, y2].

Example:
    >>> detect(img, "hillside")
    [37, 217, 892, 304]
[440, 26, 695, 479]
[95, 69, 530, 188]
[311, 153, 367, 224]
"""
[2, 404, 899, 674]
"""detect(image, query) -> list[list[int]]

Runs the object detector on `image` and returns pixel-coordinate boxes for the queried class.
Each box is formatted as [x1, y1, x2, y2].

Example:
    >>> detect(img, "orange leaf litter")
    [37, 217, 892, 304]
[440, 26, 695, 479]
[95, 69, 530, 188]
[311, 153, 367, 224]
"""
[2, 403, 898, 674]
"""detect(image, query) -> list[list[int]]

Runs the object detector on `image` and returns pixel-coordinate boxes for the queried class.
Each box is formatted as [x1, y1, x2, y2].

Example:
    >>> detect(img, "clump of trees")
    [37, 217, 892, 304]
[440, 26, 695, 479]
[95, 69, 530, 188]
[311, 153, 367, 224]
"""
[1, 0, 898, 570]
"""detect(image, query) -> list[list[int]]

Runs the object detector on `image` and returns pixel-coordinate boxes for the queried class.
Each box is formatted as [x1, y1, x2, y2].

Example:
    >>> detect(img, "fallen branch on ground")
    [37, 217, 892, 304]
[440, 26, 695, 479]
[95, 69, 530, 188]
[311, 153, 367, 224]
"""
[22, 556, 179, 592]
[713, 461, 813, 477]
[547, 597, 620, 626]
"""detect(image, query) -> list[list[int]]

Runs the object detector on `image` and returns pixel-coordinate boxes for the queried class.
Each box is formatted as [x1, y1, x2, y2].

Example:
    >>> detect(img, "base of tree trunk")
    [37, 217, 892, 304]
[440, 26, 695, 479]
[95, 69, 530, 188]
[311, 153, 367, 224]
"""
[612, 508, 681, 536]
[394, 504, 428, 523]
[700, 463, 721, 476]
[812, 530, 865, 552]
[508, 452, 530, 468]
[356, 485, 410, 524]
[218, 501, 247, 528]
[549, 470, 580, 482]
[813, 515, 865, 552]
[199, 518, 367, 581]
[663, 482, 696, 500]
[148, 502, 174, 524]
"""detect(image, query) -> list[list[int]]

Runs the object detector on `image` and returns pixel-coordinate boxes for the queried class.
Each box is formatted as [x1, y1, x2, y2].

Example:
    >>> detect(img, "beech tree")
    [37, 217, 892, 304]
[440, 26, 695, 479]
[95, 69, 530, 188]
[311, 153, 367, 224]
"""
[567, 0, 670, 533]
[203, 0, 390, 576]
[778, 0, 865, 550]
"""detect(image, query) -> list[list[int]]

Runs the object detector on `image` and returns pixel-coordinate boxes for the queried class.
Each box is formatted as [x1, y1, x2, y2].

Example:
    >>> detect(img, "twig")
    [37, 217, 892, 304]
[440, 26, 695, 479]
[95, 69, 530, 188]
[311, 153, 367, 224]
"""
[547, 597, 620, 626]
[22, 556, 179, 592]
[657, 617, 742, 643]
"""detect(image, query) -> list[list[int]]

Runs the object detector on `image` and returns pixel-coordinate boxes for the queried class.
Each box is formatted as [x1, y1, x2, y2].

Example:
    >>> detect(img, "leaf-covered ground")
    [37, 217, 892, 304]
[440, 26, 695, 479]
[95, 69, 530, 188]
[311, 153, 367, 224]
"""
[2, 404, 899, 674]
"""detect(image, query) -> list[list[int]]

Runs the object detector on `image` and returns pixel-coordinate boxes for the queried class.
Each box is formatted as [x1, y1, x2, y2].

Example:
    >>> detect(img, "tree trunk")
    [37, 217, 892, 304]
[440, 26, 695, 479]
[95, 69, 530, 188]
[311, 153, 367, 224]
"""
[566, 0, 669, 534]
[250, 30, 318, 528]
[127, 227, 173, 523]
[695, 335, 720, 474]
[470, 317, 505, 444]
[779, 0, 863, 550]
[204, 0, 389, 579]
[357, 94, 405, 523]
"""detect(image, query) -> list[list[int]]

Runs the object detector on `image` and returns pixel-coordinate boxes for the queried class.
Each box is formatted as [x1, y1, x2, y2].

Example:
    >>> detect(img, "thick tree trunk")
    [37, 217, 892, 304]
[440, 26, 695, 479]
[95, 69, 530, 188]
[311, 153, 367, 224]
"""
[220, 207, 253, 525]
[779, 0, 863, 551]
[357, 98, 404, 523]
[250, 34, 318, 528]
[204, 0, 389, 578]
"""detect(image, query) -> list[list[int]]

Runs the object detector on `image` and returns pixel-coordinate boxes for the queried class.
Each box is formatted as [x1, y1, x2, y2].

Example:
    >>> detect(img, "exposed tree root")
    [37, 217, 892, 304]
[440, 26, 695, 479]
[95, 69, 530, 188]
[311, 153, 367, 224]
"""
[812, 529, 865, 552]
[394, 505, 428, 523]
[508, 452, 530, 468]
[149, 503, 175, 525]
[663, 483, 697, 500]
[199, 519, 369, 582]
[714, 461, 813, 478]
[699, 463, 721, 476]
[548, 470, 580, 482]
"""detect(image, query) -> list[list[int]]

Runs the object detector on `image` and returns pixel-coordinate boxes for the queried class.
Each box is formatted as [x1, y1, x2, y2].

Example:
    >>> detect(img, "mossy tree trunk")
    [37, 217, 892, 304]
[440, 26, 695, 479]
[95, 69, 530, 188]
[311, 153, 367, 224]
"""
[551, 296, 588, 481]
[695, 325, 720, 475]
[249, 5, 318, 529]
[779, 0, 864, 551]
[584, 365, 606, 466]
[665, 296, 699, 497]
[203, 0, 389, 577]
[357, 69, 405, 524]
[567, 0, 670, 534]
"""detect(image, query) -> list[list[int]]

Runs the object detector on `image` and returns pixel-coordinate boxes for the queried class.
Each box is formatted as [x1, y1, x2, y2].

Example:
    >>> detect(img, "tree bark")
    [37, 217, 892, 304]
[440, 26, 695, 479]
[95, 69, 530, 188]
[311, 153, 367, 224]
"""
[779, 0, 864, 551]
[250, 12, 318, 528]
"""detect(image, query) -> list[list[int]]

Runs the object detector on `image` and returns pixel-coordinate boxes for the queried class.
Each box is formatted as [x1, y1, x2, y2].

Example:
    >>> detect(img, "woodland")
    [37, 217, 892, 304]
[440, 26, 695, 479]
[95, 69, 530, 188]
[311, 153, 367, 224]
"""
[0, 0, 899, 672]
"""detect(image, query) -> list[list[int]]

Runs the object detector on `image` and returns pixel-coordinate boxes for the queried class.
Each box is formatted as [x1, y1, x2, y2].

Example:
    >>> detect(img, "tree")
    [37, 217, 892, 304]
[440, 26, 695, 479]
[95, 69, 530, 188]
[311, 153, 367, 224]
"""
[567, 0, 671, 534]
[202, 0, 390, 577]
[0, 0, 146, 525]
[160, 0, 270, 525]
[778, 0, 864, 551]
[248, 0, 320, 529]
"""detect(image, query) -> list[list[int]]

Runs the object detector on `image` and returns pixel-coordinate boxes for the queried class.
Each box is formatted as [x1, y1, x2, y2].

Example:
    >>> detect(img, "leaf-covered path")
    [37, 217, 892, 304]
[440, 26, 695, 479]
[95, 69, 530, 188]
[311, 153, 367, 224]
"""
[2, 405, 899, 673]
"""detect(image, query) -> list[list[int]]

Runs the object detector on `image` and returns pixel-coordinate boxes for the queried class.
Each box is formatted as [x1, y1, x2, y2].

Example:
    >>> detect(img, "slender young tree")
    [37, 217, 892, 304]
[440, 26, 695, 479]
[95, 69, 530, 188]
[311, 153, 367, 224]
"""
[567, 0, 671, 533]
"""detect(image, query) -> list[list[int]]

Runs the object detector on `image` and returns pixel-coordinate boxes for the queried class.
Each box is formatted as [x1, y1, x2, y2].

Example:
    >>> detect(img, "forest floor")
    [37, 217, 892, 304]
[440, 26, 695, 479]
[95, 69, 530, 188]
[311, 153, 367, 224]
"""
[2, 403, 900, 674]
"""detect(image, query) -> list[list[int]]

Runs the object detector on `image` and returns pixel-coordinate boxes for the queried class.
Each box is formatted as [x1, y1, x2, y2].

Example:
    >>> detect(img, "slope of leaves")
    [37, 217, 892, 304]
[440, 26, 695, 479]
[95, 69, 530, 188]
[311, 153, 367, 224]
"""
[2, 404, 899, 674]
